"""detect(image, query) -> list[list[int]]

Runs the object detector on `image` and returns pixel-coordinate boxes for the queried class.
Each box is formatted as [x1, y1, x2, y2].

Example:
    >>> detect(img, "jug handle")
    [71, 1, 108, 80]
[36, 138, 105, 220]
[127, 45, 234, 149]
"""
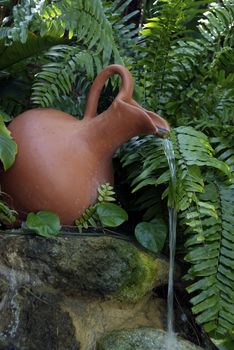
[84, 64, 134, 120]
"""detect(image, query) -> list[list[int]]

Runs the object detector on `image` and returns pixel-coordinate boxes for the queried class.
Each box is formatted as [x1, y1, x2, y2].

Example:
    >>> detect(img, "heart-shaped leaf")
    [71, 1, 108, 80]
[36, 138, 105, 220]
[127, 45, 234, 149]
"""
[135, 218, 167, 254]
[25, 211, 61, 237]
[96, 203, 128, 227]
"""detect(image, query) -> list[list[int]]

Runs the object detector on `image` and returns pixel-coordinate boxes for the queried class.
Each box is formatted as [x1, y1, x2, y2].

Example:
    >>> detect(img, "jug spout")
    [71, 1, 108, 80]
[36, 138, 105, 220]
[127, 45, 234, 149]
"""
[86, 98, 170, 157]
[145, 110, 170, 138]
[129, 99, 170, 138]
[102, 98, 170, 151]
[83, 64, 170, 156]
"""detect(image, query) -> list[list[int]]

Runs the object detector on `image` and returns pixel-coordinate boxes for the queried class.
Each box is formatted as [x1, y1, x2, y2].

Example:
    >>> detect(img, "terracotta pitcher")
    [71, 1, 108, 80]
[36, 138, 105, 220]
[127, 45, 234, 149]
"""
[0, 65, 170, 225]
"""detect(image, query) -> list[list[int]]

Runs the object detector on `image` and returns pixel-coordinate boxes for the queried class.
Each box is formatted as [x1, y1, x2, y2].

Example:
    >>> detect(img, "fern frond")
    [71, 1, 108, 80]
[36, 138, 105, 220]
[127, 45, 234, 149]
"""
[97, 183, 116, 202]
[175, 127, 231, 178]
[198, 0, 234, 48]
[212, 135, 234, 177]
[211, 47, 234, 74]
[31, 46, 100, 107]
[45, 94, 86, 118]
[39, 0, 120, 64]
[2, 0, 121, 65]
[75, 182, 117, 231]
[135, 0, 211, 110]
[104, 0, 140, 63]
[4, 0, 117, 62]
[75, 205, 98, 232]
[185, 180, 234, 336]
[134, 187, 165, 221]
[6, 0, 46, 43]
[175, 0, 234, 128]
[0, 33, 61, 71]
[133, 0, 234, 131]
[0, 199, 17, 225]
[119, 127, 231, 215]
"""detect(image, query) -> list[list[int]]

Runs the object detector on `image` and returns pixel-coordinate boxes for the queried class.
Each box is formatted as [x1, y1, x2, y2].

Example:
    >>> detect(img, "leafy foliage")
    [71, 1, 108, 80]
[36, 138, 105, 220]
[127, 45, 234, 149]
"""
[212, 135, 234, 177]
[0, 0, 125, 116]
[119, 126, 233, 338]
[114, 3, 234, 343]
[0, 0, 233, 345]
[135, 0, 211, 110]
[0, 33, 61, 71]
[135, 218, 167, 254]
[96, 202, 128, 227]
[104, 0, 140, 64]
[38, 0, 117, 63]
[0, 111, 17, 170]
[75, 183, 128, 231]
[185, 181, 234, 337]
[0, 111, 17, 226]
[0, 199, 17, 225]
[119, 127, 231, 211]
[24, 210, 61, 237]
[31, 46, 100, 108]
[134, 0, 234, 134]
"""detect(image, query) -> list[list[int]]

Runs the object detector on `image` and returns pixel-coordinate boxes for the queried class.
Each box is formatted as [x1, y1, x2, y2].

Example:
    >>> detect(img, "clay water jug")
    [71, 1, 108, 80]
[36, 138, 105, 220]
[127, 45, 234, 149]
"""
[0, 65, 170, 225]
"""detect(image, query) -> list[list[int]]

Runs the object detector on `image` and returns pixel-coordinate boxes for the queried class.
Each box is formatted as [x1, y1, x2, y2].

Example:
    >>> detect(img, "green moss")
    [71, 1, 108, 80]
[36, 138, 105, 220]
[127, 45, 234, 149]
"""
[0, 233, 168, 302]
[114, 248, 167, 303]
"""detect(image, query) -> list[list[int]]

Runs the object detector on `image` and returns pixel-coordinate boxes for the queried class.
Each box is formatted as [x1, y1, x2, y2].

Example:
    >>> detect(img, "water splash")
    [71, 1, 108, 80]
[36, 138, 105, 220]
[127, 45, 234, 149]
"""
[163, 138, 178, 350]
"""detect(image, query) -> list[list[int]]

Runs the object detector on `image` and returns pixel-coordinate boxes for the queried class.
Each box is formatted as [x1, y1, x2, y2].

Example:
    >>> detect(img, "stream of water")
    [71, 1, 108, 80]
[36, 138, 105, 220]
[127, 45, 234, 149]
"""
[163, 138, 178, 350]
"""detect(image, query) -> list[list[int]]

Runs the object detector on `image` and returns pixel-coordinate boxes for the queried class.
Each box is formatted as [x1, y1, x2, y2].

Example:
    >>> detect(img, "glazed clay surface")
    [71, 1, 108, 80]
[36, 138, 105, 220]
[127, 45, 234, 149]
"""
[0, 65, 169, 224]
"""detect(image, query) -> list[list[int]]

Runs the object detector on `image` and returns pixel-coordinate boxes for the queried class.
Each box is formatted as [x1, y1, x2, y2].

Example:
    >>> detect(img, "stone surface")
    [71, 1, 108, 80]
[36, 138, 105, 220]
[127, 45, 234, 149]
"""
[0, 233, 169, 350]
[97, 328, 205, 350]
[0, 233, 168, 301]
[63, 296, 166, 349]
[0, 286, 79, 350]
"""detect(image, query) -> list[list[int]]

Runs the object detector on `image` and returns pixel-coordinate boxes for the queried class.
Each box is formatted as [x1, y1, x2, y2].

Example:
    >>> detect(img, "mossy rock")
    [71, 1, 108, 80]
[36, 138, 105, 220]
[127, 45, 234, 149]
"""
[0, 289, 79, 350]
[0, 233, 168, 302]
[97, 328, 205, 350]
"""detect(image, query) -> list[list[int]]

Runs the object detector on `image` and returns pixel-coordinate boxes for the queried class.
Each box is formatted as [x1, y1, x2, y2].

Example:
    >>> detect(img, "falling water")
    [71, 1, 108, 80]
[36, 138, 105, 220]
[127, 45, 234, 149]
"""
[163, 138, 178, 350]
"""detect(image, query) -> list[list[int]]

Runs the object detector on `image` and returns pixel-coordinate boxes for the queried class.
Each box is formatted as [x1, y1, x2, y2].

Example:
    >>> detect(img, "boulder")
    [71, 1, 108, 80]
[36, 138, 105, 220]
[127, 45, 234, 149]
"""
[0, 233, 168, 301]
[0, 232, 168, 349]
[97, 327, 205, 350]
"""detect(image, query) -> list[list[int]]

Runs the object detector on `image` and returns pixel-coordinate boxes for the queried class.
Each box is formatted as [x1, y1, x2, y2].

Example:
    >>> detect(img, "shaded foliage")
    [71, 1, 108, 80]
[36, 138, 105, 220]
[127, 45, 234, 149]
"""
[117, 0, 234, 344]
[0, 0, 233, 345]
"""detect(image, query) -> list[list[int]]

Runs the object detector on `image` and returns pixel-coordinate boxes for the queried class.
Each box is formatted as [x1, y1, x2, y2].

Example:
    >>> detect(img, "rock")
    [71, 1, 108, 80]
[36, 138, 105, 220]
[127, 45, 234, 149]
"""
[0, 233, 168, 302]
[63, 296, 167, 349]
[0, 287, 79, 350]
[97, 328, 205, 350]
[0, 232, 169, 349]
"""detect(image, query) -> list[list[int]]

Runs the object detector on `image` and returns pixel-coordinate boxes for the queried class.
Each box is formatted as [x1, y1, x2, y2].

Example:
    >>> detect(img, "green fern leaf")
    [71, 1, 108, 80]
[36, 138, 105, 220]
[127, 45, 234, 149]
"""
[120, 127, 231, 215]
[185, 180, 234, 336]
[38, 0, 120, 65]
[31, 46, 98, 107]
[0, 32, 62, 71]
[211, 135, 234, 177]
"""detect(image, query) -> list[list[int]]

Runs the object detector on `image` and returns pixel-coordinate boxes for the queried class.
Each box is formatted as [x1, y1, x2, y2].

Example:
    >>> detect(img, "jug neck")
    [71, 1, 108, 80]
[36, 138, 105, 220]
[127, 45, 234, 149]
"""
[86, 99, 164, 157]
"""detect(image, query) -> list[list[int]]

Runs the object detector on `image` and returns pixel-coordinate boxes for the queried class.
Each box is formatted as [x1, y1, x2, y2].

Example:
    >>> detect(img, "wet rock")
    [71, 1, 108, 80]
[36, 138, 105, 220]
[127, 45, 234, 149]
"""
[97, 327, 205, 350]
[0, 232, 170, 349]
[0, 288, 79, 350]
[0, 233, 168, 301]
[63, 295, 167, 349]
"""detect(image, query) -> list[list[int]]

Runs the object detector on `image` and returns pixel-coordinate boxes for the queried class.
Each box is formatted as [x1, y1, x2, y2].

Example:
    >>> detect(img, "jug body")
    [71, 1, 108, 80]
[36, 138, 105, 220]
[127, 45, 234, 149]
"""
[0, 108, 114, 224]
[0, 65, 170, 225]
